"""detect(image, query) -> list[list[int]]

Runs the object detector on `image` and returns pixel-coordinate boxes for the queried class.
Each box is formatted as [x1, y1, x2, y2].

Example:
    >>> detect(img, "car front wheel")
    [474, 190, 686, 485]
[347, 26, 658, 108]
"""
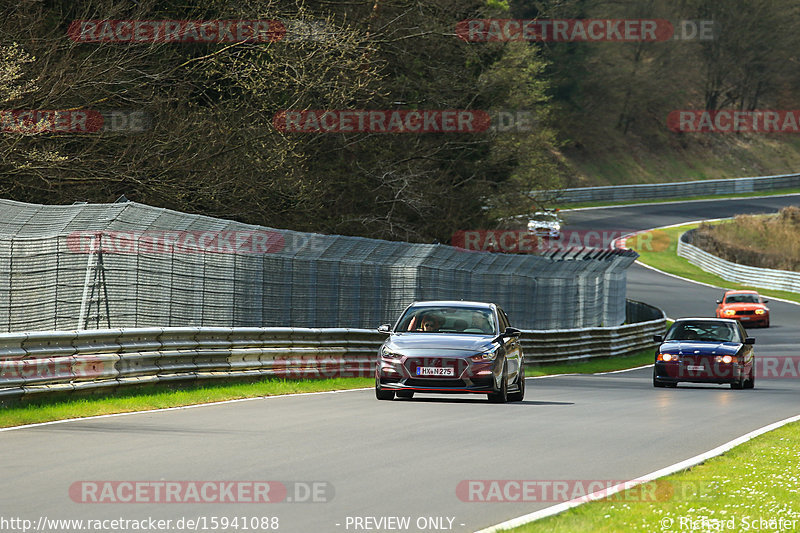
[488, 362, 508, 403]
[375, 377, 395, 400]
[508, 365, 525, 402]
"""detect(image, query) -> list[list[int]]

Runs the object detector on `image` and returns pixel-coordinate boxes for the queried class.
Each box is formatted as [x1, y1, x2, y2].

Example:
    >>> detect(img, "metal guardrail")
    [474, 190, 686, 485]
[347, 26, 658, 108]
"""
[677, 230, 800, 293]
[0, 301, 665, 399]
[539, 172, 800, 204]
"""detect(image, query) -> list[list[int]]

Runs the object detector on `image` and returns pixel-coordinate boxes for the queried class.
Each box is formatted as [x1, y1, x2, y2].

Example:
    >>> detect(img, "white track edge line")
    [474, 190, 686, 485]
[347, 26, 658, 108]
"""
[0, 387, 373, 433]
[475, 412, 800, 533]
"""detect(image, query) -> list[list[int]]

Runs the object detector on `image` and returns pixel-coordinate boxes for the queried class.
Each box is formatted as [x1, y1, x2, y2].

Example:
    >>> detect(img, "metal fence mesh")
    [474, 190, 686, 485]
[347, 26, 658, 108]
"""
[0, 199, 637, 331]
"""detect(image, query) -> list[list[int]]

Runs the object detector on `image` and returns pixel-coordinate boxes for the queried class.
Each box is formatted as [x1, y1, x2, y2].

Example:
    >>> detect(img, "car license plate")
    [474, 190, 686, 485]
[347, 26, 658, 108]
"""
[416, 367, 454, 376]
[740, 316, 750, 320]
[687, 365, 705, 371]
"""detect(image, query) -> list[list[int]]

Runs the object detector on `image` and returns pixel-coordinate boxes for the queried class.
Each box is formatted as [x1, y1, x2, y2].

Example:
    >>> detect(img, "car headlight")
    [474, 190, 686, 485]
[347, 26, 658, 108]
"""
[380, 347, 403, 359]
[755, 309, 766, 315]
[658, 353, 678, 362]
[723, 309, 736, 316]
[715, 355, 735, 364]
[471, 348, 499, 362]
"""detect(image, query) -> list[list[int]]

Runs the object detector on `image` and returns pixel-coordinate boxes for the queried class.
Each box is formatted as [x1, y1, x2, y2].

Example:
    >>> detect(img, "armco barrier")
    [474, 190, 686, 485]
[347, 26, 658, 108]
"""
[677, 229, 800, 293]
[537, 172, 800, 204]
[0, 301, 665, 398]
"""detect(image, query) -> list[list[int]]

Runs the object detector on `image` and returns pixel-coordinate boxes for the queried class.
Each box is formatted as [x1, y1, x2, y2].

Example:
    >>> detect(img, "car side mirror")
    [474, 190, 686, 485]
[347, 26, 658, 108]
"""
[763, 300, 769, 304]
[715, 300, 722, 304]
[653, 334, 663, 343]
[377, 324, 392, 334]
[494, 327, 521, 343]
[745, 337, 755, 345]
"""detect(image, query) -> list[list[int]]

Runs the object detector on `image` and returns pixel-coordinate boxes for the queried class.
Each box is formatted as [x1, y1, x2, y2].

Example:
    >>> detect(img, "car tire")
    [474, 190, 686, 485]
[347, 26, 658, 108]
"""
[653, 368, 675, 388]
[744, 367, 755, 389]
[488, 362, 508, 403]
[508, 365, 525, 402]
[396, 390, 414, 399]
[375, 377, 395, 401]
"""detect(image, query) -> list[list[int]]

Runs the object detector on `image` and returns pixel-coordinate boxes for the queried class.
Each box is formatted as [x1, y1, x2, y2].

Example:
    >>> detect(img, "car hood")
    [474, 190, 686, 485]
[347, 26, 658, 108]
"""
[384, 333, 496, 356]
[722, 303, 767, 310]
[659, 341, 741, 356]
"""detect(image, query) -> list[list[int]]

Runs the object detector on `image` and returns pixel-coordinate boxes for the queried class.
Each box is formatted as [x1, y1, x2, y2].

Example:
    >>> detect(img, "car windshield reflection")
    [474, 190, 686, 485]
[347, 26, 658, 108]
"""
[665, 322, 739, 343]
[396, 306, 496, 335]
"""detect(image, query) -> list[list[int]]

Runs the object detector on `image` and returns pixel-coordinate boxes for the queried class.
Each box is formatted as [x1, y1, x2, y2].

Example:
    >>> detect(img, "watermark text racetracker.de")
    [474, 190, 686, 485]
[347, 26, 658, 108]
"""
[456, 19, 715, 42]
[457, 479, 718, 503]
[1, 110, 150, 134]
[70, 480, 333, 504]
[66, 230, 330, 255]
[451, 229, 658, 253]
[272, 109, 536, 133]
[668, 110, 800, 133]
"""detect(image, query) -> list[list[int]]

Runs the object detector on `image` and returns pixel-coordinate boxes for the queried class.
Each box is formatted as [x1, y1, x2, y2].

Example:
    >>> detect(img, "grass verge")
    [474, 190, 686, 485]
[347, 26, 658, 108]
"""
[558, 187, 800, 211]
[631, 223, 800, 304]
[506, 419, 800, 532]
[0, 347, 662, 429]
[526, 348, 655, 377]
[0, 377, 372, 429]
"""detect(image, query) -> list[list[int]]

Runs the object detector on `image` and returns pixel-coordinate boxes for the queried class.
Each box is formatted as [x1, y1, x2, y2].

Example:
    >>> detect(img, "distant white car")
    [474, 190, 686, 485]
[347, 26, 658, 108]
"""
[527, 211, 562, 238]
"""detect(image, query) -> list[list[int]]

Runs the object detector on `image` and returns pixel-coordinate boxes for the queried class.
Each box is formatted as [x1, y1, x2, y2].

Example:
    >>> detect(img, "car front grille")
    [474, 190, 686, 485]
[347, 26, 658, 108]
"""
[736, 310, 755, 315]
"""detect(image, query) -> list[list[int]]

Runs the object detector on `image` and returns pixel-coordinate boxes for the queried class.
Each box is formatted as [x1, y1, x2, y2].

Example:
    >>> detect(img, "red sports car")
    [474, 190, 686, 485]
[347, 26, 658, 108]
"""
[715, 290, 770, 328]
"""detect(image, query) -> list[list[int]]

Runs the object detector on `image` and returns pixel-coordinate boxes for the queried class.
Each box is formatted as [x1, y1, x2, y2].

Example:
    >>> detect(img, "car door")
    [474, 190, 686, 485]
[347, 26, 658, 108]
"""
[736, 322, 754, 372]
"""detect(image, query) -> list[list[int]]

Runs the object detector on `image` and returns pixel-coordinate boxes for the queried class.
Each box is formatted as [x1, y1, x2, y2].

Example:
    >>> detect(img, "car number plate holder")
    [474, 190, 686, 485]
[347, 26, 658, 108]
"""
[687, 365, 705, 371]
[416, 367, 454, 377]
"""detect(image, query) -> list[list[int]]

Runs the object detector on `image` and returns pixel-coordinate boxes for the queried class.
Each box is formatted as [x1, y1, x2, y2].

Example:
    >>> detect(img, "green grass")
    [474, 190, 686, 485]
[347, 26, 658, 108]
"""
[558, 187, 800, 211]
[630, 223, 800, 304]
[526, 348, 655, 377]
[0, 377, 372, 429]
[506, 419, 800, 532]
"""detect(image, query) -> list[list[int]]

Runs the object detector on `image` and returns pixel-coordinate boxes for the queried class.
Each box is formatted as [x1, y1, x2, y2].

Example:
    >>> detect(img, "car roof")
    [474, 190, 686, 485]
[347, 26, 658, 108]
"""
[409, 300, 495, 309]
[673, 317, 739, 325]
[723, 290, 759, 295]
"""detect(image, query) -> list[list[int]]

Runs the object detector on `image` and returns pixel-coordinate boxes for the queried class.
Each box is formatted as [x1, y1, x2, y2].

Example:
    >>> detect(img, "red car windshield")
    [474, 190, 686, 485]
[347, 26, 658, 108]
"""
[725, 294, 760, 304]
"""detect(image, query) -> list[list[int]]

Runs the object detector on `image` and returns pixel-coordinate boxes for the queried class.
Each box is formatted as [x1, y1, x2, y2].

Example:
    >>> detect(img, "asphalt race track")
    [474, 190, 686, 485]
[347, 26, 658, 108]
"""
[3, 194, 800, 533]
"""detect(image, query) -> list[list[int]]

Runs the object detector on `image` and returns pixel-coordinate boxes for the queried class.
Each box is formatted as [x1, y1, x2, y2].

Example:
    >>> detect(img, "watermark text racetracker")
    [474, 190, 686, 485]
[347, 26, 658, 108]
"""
[66, 230, 329, 255]
[668, 110, 800, 133]
[1, 110, 150, 134]
[273, 109, 536, 133]
[457, 479, 720, 503]
[457, 19, 715, 42]
[70, 480, 333, 504]
[452, 229, 658, 253]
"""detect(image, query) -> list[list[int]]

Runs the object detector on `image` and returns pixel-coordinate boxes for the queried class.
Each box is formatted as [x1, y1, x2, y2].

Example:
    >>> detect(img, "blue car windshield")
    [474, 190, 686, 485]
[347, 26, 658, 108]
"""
[665, 322, 739, 343]
[396, 306, 496, 335]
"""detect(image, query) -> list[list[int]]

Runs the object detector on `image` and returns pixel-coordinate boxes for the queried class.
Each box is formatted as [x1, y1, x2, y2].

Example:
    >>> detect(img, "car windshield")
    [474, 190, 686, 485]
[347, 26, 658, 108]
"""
[395, 306, 497, 335]
[665, 322, 739, 343]
[725, 294, 760, 304]
[532, 212, 559, 222]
